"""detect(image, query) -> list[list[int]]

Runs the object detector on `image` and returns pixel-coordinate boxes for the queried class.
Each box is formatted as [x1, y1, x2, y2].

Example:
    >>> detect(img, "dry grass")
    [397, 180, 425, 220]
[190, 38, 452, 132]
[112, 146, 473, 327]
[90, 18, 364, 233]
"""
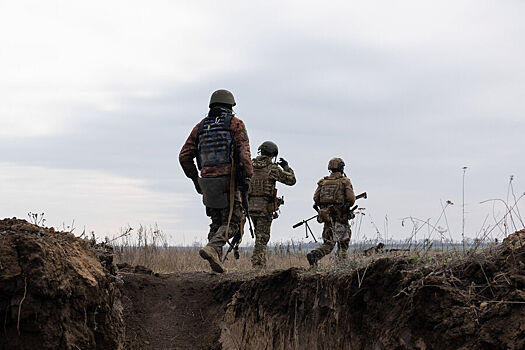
[110, 225, 471, 274]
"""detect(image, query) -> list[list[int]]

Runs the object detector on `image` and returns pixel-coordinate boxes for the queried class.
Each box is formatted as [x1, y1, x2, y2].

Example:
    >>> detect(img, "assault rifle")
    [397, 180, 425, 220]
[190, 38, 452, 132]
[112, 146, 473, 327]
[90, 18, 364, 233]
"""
[293, 192, 367, 241]
[223, 161, 254, 262]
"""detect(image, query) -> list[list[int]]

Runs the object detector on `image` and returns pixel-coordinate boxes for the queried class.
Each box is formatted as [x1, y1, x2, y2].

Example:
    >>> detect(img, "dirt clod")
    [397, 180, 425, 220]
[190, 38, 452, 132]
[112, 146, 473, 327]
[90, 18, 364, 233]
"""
[0, 218, 124, 350]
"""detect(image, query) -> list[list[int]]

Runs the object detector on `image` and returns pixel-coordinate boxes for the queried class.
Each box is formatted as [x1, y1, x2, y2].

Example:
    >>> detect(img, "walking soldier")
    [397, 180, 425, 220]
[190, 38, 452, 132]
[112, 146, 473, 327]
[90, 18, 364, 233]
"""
[179, 89, 253, 273]
[307, 157, 355, 266]
[248, 141, 296, 268]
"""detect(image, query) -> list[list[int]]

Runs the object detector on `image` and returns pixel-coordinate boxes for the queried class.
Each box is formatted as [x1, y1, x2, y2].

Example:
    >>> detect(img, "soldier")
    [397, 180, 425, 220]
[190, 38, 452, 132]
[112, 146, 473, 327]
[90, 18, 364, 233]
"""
[307, 157, 356, 267]
[179, 89, 253, 273]
[248, 141, 296, 268]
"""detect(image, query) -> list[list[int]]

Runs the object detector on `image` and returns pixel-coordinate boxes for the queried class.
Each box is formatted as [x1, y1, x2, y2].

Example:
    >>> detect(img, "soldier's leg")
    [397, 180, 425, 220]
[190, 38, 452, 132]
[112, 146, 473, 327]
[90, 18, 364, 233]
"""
[336, 226, 351, 260]
[310, 222, 336, 261]
[208, 199, 242, 258]
[206, 207, 222, 241]
[251, 216, 272, 268]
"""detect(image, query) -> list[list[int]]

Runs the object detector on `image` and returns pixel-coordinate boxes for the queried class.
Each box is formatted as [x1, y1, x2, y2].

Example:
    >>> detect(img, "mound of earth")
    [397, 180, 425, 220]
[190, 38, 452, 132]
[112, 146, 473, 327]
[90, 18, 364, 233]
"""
[0, 218, 124, 350]
[221, 230, 525, 350]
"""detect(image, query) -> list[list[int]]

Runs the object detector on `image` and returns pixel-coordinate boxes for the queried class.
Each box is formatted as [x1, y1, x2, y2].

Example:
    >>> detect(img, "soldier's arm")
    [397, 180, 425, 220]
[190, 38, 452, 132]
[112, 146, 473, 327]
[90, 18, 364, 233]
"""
[178, 124, 200, 180]
[313, 180, 322, 206]
[344, 178, 356, 206]
[231, 118, 253, 178]
[270, 164, 297, 186]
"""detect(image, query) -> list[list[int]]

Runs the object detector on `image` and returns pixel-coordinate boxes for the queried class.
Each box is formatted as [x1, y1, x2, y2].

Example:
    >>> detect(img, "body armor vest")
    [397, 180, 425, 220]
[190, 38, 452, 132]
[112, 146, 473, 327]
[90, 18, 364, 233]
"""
[319, 177, 345, 205]
[249, 164, 275, 198]
[197, 110, 233, 169]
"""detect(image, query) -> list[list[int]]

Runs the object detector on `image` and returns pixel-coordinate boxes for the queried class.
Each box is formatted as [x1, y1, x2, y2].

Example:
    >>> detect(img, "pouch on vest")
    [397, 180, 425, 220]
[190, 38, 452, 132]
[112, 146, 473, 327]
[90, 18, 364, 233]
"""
[199, 177, 229, 209]
[316, 208, 331, 223]
[319, 178, 344, 205]
[248, 196, 268, 215]
[332, 222, 349, 242]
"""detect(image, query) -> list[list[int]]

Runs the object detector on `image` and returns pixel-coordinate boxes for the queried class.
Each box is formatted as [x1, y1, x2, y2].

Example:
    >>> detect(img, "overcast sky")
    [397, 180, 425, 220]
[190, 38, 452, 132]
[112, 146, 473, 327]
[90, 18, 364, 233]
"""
[1, 0, 524, 245]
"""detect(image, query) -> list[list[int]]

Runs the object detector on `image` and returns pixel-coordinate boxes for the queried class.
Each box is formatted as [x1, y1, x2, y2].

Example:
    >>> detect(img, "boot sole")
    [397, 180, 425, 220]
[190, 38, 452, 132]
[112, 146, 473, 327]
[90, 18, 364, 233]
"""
[199, 248, 225, 273]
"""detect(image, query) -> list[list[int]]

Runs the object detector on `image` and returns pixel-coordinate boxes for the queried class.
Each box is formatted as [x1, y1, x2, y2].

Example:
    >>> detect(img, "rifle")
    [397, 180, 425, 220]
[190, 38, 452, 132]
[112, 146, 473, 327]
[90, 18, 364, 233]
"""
[223, 160, 254, 262]
[292, 215, 318, 242]
[293, 192, 368, 241]
[236, 161, 254, 239]
[223, 218, 245, 261]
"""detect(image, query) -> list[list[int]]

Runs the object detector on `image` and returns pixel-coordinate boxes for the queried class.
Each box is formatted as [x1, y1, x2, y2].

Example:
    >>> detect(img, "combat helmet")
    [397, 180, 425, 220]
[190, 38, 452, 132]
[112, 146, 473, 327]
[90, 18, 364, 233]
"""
[209, 89, 236, 107]
[258, 141, 279, 157]
[328, 157, 345, 172]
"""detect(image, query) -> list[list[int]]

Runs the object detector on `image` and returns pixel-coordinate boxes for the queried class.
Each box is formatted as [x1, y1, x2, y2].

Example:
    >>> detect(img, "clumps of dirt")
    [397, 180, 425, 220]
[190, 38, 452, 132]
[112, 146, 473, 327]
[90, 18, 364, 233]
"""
[221, 230, 525, 350]
[0, 218, 124, 350]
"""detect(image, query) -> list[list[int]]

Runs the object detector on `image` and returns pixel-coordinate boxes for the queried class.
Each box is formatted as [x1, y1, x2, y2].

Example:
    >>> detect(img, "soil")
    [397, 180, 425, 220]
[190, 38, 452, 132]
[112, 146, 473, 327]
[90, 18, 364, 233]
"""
[222, 230, 525, 350]
[0, 218, 124, 350]
[118, 266, 247, 350]
[1, 219, 524, 350]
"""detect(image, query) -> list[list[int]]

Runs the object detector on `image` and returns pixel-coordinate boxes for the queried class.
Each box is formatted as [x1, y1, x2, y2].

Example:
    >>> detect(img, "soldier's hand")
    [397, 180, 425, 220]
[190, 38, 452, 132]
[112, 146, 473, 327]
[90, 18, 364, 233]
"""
[278, 157, 288, 168]
[192, 178, 203, 194]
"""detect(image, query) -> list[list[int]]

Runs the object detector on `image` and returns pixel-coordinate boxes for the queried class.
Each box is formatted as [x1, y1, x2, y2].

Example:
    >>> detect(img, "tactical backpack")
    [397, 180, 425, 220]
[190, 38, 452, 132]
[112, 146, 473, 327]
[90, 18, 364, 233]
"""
[196, 109, 233, 169]
[318, 177, 346, 205]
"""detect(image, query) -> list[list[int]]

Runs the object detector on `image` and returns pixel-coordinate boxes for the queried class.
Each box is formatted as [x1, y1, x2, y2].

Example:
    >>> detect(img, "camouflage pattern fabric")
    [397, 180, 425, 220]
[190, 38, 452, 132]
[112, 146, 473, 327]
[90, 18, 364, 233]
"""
[249, 155, 296, 267]
[309, 221, 351, 261]
[179, 108, 253, 180]
[311, 171, 356, 262]
[205, 196, 243, 258]
[250, 216, 272, 267]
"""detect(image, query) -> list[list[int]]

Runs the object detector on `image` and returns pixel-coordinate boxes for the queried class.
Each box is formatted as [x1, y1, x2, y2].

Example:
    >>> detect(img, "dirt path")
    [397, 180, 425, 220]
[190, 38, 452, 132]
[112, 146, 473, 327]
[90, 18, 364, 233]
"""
[119, 268, 246, 350]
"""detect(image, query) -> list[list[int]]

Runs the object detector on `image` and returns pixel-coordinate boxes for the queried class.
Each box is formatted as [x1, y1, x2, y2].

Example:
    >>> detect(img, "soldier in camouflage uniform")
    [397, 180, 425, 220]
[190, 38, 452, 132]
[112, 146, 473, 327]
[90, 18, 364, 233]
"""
[307, 157, 355, 267]
[179, 89, 253, 273]
[248, 141, 296, 268]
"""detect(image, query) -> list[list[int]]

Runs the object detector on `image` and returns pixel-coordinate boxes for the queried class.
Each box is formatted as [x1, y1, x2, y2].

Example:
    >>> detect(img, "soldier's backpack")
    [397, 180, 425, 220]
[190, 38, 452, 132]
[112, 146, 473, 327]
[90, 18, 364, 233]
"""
[318, 177, 345, 205]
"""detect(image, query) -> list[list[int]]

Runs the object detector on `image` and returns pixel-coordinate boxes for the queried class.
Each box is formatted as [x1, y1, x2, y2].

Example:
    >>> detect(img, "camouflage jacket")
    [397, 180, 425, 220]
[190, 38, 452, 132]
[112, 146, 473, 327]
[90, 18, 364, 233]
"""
[313, 172, 355, 207]
[179, 110, 253, 180]
[249, 155, 296, 197]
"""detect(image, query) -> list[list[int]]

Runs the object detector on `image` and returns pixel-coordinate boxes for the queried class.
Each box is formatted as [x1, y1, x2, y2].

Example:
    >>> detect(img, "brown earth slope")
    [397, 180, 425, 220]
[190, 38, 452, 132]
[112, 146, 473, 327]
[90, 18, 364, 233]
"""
[0, 218, 124, 350]
[221, 230, 525, 350]
[2, 219, 523, 350]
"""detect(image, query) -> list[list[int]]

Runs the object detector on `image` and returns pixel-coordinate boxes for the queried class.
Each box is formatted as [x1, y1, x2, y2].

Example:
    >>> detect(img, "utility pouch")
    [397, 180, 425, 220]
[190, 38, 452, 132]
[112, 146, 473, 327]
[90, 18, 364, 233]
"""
[199, 176, 229, 209]
[332, 222, 349, 242]
[316, 208, 331, 223]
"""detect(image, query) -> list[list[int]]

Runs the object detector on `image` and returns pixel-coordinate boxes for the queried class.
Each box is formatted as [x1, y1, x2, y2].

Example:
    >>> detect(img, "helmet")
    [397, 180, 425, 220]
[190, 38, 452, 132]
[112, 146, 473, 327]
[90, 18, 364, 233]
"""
[258, 141, 278, 157]
[209, 89, 236, 107]
[328, 157, 345, 172]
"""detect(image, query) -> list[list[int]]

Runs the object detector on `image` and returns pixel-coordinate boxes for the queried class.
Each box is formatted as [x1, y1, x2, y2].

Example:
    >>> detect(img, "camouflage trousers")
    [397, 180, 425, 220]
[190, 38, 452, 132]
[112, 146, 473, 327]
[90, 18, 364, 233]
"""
[250, 216, 273, 267]
[310, 220, 351, 261]
[205, 199, 243, 258]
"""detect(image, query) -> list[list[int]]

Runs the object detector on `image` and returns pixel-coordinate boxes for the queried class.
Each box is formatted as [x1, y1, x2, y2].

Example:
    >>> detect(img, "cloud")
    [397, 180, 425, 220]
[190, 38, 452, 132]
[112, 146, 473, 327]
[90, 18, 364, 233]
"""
[1, 0, 524, 243]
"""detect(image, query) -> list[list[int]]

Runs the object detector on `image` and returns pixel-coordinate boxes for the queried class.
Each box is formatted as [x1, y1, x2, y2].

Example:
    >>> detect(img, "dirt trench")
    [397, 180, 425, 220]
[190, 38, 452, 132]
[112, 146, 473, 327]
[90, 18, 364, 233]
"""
[2, 219, 524, 350]
[221, 232, 525, 350]
[119, 266, 246, 350]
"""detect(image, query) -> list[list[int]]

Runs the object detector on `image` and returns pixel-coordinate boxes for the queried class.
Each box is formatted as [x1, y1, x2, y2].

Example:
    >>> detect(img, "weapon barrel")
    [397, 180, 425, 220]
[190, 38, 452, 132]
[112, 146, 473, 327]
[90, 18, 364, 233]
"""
[292, 221, 305, 229]
[292, 215, 318, 229]
[356, 192, 367, 200]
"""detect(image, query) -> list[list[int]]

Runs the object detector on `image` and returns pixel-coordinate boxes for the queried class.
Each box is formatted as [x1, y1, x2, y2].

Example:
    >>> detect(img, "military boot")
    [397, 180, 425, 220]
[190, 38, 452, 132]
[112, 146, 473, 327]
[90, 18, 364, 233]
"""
[199, 246, 225, 273]
[307, 252, 318, 267]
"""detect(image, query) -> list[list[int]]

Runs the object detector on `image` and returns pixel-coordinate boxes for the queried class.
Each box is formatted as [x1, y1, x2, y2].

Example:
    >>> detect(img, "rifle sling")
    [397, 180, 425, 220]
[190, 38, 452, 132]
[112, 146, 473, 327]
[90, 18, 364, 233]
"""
[224, 149, 236, 248]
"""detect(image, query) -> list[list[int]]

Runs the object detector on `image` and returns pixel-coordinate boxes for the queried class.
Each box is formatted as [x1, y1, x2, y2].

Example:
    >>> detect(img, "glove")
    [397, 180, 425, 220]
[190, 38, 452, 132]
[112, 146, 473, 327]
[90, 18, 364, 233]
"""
[278, 157, 288, 168]
[192, 178, 202, 194]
